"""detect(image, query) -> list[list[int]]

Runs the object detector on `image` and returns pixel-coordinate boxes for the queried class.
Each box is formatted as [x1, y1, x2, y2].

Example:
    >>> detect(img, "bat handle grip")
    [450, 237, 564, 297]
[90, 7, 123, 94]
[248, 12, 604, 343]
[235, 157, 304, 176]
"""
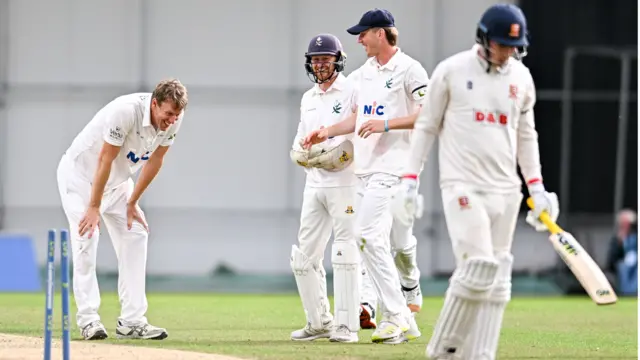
[526, 197, 564, 235]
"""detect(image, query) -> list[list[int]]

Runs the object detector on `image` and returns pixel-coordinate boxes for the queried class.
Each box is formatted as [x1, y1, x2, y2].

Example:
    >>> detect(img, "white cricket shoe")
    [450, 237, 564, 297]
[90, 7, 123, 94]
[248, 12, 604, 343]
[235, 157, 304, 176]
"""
[81, 321, 108, 340]
[116, 320, 168, 340]
[404, 314, 421, 340]
[290, 320, 333, 341]
[371, 320, 408, 344]
[330, 324, 358, 343]
[402, 284, 423, 313]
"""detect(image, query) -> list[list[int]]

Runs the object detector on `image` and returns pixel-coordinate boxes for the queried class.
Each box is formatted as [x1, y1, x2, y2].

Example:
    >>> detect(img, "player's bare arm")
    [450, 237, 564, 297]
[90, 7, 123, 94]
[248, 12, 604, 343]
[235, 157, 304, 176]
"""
[78, 141, 120, 238]
[302, 111, 356, 149]
[357, 111, 420, 138]
[126, 145, 170, 231]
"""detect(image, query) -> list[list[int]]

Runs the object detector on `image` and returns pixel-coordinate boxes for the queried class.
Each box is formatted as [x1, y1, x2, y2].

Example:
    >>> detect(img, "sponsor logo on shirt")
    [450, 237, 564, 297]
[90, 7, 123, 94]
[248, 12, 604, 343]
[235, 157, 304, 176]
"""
[363, 102, 385, 116]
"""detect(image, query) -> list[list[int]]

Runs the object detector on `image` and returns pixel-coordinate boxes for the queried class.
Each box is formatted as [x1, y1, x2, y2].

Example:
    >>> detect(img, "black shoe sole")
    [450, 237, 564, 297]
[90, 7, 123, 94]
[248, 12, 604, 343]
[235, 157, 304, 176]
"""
[87, 330, 108, 340]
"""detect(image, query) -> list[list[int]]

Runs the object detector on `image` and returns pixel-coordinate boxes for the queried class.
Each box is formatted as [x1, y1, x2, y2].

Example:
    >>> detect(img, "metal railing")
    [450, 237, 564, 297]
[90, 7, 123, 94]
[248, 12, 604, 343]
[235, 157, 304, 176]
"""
[559, 46, 637, 225]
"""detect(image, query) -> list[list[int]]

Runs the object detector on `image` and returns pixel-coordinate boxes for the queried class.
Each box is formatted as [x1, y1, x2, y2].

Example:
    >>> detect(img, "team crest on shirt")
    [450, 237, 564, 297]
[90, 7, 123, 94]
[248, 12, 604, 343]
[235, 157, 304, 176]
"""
[385, 77, 393, 89]
[345, 206, 354, 214]
[332, 100, 342, 114]
[458, 196, 471, 210]
[509, 85, 518, 99]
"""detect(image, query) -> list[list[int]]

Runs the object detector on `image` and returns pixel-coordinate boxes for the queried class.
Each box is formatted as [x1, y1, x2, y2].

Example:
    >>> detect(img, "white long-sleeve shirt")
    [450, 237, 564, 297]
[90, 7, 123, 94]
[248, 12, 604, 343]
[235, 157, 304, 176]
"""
[292, 73, 358, 187]
[407, 45, 542, 193]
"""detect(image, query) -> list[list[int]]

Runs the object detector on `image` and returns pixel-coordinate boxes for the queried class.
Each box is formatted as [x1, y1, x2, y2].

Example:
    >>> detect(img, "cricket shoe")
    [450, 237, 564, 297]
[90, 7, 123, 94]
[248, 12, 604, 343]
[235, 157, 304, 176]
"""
[359, 302, 377, 329]
[404, 314, 421, 340]
[81, 321, 108, 340]
[290, 320, 333, 341]
[330, 324, 358, 343]
[371, 319, 409, 344]
[402, 284, 423, 313]
[116, 320, 168, 340]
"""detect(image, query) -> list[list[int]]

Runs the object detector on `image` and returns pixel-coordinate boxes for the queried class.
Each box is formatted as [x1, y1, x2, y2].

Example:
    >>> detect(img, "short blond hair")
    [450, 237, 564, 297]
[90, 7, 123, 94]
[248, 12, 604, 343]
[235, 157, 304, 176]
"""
[382, 27, 398, 46]
[152, 78, 188, 110]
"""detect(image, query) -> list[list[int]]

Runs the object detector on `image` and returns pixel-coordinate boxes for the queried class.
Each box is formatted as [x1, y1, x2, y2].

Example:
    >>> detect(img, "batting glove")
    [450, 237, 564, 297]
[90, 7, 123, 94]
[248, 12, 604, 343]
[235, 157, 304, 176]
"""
[391, 174, 424, 227]
[525, 181, 560, 232]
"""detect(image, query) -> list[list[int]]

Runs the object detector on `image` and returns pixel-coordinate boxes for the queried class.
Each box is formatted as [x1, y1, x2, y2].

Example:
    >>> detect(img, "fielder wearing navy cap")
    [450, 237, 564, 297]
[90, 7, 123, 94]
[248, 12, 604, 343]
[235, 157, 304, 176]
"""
[346, 8, 395, 35]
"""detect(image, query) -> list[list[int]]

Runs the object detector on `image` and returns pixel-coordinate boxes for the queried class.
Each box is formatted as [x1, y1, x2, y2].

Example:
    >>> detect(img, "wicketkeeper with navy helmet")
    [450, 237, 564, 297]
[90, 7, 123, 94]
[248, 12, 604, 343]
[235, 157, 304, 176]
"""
[289, 33, 362, 343]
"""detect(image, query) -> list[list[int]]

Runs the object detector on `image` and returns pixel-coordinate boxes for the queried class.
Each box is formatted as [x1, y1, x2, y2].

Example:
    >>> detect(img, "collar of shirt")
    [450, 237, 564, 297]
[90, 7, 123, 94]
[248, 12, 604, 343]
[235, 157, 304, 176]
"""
[370, 47, 403, 71]
[472, 44, 513, 75]
[312, 73, 347, 96]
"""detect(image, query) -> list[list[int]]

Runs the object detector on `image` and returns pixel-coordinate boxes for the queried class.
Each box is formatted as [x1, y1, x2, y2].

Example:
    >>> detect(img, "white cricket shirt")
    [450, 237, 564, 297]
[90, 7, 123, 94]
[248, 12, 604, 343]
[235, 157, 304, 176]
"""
[408, 44, 542, 193]
[64, 93, 183, 191]
[292, 73, 358, 187]
[351, 49, 429, 177]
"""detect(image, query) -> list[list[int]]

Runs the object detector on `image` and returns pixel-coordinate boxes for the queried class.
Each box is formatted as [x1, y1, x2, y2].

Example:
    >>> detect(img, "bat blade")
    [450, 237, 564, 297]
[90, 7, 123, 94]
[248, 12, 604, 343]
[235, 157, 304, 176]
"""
[527, 198, 618, 305]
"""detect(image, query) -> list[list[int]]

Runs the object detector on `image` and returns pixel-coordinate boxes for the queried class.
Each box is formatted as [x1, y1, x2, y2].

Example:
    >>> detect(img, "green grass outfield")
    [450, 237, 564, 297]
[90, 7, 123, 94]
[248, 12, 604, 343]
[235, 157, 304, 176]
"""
[0, 293, 636, 359]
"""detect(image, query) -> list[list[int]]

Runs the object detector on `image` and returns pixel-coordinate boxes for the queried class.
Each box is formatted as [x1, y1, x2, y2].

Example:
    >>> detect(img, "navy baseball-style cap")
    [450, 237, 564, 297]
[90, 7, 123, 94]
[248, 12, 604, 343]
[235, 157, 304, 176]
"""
[346, 8, 395, 35]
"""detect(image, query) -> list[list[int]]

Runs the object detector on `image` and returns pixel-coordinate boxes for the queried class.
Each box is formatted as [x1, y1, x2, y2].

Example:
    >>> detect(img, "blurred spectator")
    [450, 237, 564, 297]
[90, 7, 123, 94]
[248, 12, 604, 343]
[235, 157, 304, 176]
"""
[606, 209, 638, 296]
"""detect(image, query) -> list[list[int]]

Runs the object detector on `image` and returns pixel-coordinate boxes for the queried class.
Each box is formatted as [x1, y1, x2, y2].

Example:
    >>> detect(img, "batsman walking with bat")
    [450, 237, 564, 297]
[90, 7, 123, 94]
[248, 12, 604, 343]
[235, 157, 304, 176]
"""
[391, 4, 560, 359]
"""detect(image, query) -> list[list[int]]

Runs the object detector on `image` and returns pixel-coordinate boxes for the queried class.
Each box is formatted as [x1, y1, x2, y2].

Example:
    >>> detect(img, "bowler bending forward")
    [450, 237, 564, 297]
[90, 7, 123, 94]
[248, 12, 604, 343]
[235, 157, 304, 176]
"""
[56, 79, 187, 341]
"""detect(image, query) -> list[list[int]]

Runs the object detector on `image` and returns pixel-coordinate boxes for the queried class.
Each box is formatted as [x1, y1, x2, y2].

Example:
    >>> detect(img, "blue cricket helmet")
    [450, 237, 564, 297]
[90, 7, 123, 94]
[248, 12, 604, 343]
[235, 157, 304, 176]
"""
[304, 33, 346, 84]
[476, 3, 529, 59]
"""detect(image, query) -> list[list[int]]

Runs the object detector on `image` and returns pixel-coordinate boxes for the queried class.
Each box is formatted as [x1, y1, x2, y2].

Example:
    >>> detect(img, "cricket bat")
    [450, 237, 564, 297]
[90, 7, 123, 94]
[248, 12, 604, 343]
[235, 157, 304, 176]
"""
[527, 197, 618, 305]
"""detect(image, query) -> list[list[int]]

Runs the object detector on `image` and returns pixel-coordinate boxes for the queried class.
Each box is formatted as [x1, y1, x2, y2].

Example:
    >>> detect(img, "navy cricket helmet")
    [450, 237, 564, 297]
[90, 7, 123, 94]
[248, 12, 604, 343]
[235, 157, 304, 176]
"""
[304, 33, 347, 84]
[476, 3, 529, 59]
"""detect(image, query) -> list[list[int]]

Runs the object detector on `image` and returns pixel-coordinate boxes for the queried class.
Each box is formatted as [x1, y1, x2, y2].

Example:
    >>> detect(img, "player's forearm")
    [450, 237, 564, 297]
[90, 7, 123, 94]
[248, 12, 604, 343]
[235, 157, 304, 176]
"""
[327, 113, 356, 137]
[387, 111, 419, 130]
[517, 112, 543, 183]
[88, 158, 113, 208]
[405, 129, 437, 175]
[129, 157, 163, 205]
[517, 137, 543, 183]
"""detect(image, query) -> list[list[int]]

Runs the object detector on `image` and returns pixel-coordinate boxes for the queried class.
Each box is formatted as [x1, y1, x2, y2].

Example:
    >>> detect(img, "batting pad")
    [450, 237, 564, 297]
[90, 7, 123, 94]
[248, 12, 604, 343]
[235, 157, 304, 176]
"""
[290, 245, 331, 329]
[464, 252, 513, 360]
[331, 241, 360, 332]
[426, 257, 498, 360]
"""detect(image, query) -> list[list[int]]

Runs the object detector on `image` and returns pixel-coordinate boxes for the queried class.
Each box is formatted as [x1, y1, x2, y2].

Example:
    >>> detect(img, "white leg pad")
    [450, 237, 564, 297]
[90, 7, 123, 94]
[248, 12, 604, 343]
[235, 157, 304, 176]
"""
[332, 241, 361, 332]
[463, 252, 513, 360]
[291, 245, 331, 329]
[426, 257, 499, 359]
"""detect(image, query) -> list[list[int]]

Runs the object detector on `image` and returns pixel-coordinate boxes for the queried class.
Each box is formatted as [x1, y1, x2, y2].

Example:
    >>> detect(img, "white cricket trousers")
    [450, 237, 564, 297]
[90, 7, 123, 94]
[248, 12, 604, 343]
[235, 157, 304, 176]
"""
[297, 185, 357, 259]
[441, 184, 523, 261]
[355, 173, 414, 322]
[56, 154, 150, 328]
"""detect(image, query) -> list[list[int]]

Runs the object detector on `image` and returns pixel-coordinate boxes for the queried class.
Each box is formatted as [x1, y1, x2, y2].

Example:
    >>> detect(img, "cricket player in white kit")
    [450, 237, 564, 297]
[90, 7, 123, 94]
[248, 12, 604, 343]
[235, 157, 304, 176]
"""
[303, 8, 427, 344]
[390, 4, 560, 359]
[289, 33, 362, 343]
[56, 79, 187, 341]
